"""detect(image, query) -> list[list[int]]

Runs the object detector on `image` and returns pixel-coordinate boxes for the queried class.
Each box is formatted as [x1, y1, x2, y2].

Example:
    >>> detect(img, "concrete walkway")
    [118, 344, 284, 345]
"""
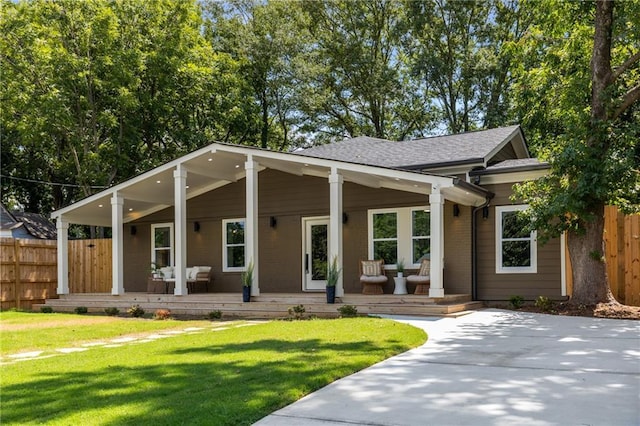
[255, 309, 640, 426]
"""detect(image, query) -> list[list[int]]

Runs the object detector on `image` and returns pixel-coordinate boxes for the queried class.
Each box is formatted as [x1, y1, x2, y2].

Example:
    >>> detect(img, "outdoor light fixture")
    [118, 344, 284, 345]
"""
[342, 212, 349, 224]
[130, 226, 137, 236]
[193, 221, 200, 232]
[270, 216, 277, 228]
[453, 204, 460, 217]
[482, 206, 489, 219]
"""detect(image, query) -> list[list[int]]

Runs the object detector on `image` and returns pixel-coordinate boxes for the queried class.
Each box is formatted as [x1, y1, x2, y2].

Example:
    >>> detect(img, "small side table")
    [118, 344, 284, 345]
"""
[393, 277, 408, 295]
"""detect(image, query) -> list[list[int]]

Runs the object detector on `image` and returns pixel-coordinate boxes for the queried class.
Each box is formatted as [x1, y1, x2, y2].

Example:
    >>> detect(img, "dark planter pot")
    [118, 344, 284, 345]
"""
[326, 286, 336, 304]
[242, 286, 251, 302]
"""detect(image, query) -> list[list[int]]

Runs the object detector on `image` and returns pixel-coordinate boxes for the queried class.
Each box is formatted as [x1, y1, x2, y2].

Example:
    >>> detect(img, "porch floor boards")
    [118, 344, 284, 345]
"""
[34, 293, 483, 318]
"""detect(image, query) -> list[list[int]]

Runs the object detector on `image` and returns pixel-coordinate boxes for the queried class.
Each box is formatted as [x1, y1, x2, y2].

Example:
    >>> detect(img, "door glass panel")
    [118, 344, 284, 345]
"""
[311, 224, 328, 280]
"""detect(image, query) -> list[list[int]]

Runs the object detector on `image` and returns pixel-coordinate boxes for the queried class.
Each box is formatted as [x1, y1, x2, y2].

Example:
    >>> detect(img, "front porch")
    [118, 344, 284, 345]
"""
[34, 293, 483, 318]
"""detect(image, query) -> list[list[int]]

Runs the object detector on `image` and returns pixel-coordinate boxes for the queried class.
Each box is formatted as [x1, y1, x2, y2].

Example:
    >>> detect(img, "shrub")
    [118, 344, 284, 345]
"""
[338, 305, 358, 318]
[128, 304, 145, 318]
[74, 306, 88, 315]
[535, 296, 553, 312]
[104, 307, 120, 316]
[40, 306, 53, 313]
[207, 310, 222, 320]
[287, 304, 306, 320]
[153, 309, 172, 320]
[509, 295, 524, 309]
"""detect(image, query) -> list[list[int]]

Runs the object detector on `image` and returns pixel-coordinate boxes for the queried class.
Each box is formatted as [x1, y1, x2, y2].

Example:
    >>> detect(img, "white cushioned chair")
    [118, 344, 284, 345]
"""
[359, 259, 387, 294]
[406, 259, 430, 294]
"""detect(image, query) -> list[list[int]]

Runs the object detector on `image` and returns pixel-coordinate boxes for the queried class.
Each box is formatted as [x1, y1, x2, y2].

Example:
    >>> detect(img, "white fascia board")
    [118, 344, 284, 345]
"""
[478, 169, 548, 185]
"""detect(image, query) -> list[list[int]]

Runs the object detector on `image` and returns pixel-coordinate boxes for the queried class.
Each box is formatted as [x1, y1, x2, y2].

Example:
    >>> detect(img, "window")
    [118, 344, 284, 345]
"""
[151, 223, 173, 268]
[223, 218, 245, 272]
[369, 207, 430, 268]
[496, 205, 537, 273]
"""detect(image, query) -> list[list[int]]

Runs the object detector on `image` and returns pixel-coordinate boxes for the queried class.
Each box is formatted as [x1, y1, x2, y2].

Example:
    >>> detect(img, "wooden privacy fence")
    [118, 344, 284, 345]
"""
[0, 238, 57, 310]
[1, 238, 112, 310]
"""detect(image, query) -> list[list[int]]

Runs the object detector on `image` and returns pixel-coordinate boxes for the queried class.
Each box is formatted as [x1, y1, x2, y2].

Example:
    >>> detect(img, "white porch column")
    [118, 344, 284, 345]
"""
[245, 156, 260, 295]
[429, 186, 445, 298]
[111, 194, 124, 295]
[173, 165, 188, 296]
[329, 168, 344, 297]
[56, 217, 69, 295]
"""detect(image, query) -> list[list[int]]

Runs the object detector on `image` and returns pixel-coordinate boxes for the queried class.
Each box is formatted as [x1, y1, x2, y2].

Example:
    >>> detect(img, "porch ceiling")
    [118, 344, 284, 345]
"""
[52, 143, 489, 226]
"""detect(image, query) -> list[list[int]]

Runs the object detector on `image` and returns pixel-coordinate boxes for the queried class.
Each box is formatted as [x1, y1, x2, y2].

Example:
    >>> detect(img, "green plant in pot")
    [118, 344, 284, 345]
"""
[326, 256, 340, 304]
[241, 260, 253, 302]
[396, 259, 405, 278]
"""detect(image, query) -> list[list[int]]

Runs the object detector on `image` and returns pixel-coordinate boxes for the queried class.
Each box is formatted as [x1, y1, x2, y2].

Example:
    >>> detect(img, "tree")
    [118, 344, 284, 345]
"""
[513, 0, 640, 305]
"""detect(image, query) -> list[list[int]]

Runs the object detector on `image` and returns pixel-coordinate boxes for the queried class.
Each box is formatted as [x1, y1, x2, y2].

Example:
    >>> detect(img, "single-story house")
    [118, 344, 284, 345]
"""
[51, 125, 566, 301]
[1, 203, 57, 240]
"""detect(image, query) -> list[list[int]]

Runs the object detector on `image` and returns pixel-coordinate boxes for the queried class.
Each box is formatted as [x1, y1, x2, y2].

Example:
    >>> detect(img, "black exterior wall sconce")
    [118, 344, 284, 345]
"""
[270, 216, 277, 228]
[193, 221, 200, 232]
[482, 206, 489, 219]
[130, 226, 137, 236]
[342, 212, 348, 224]
[453, 204, 460, 217]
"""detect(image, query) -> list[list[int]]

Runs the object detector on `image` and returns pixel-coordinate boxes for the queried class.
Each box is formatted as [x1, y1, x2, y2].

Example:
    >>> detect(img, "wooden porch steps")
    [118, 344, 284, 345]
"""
[33, 293, 483, 319]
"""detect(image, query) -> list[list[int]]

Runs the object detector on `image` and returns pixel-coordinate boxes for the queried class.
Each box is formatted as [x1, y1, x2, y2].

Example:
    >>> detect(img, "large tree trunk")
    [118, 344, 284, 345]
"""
[567, 203, 614, 304]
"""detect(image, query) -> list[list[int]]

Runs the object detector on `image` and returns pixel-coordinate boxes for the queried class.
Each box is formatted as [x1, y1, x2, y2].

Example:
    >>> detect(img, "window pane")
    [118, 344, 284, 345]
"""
[226, 221, 245, 244]
[373, 213, 397, 239]
[502, 241, 531, 267]
[311, 224, 328, 280]
[412, 239, 430, 264]
[227, 246, 245, 268]
[502, 211, 529, 239]
[374, 240, 397, 265]
[154, 227, 171, 248]
[412, 210, 430, 236]
[154, 249, 170, 268]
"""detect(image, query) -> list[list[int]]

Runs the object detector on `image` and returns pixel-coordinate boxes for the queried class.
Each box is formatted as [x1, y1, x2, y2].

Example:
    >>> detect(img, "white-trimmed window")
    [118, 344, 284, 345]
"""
[151, 223, 173, 268]
[369, 207, 430, 268]
[223, 218, 246, 272]
[496, 205, 537, 273]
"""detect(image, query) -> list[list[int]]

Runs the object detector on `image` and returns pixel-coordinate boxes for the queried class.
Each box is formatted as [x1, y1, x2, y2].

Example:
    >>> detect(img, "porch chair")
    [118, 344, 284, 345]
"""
[186, 266, 213, 293]
[407, 259, 430, 294]
[359, 259, 388, 295]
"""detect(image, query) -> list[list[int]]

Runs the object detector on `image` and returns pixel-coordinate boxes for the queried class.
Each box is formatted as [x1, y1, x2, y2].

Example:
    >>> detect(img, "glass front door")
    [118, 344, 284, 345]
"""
[303, 217, 329, 291]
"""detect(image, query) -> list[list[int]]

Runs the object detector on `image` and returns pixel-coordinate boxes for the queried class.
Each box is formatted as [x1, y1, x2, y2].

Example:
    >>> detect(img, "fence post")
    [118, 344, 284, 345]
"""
[14, 239, 21, 309]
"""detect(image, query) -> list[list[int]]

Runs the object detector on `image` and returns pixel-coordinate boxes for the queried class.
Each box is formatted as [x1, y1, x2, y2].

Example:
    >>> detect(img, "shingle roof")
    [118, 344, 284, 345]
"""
[298, 125, 524, 169]
[13, 211, 57, 239]
[470, 158, 549, 175]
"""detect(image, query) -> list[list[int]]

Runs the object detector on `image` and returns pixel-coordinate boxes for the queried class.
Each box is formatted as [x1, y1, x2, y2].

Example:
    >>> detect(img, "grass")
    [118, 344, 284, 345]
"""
[0, 311, 214, 356]
[1, 313, 426, 425]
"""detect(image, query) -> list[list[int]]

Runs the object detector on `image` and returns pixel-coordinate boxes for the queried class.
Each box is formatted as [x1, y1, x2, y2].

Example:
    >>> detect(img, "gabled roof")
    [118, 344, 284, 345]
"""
[0, 203, 57, 239]
[299, 125, 528, 170]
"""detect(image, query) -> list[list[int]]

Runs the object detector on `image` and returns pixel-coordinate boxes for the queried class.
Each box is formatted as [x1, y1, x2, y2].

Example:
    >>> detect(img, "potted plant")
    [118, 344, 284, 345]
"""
[150, 263, 161, 279]
[326, 256, 340, 304]
[396, 259, 405, 277]
[241, 260, 253, 302]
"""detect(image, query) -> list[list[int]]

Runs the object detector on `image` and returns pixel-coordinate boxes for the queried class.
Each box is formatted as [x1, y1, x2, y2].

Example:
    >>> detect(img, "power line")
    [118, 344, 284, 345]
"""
[0, 174, 108, 189]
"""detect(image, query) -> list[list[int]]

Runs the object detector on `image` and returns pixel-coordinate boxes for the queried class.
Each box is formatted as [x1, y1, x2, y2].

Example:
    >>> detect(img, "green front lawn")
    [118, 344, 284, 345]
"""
[1, 314, 426, 425]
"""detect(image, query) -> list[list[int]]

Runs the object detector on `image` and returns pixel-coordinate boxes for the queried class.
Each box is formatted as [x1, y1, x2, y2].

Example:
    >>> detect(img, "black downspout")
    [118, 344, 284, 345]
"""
[471, 198, 492, 301]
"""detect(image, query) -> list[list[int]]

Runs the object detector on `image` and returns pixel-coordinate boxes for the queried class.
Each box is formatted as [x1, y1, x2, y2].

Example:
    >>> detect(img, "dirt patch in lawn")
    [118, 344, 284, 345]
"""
[490, 301, 640, 320]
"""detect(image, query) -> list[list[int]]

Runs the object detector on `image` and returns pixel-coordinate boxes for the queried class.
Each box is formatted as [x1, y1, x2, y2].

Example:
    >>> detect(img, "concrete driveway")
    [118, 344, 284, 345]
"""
[255, 309, 640, 426]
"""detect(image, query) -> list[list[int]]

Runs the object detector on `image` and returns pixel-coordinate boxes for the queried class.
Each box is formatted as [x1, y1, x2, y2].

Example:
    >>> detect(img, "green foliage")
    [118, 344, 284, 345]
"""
[40, 306, 54, 314]
[396, 258, 405, 273]
[534, 296, 553, 312]
[326, 256, 340, 287]
[241, 259, 254, 287]
[337, 305, 358, 318]
[104, 307, 120, 316]
[287, 304, 306, 320]
[74, 307, 88, 315]
[207, 310, 222, 320]
[127, 304, 145, 318]
[509, 295, 525, 309]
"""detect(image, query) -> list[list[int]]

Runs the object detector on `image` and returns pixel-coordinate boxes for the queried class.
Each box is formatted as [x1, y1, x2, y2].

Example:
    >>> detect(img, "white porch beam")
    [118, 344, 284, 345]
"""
[329, 168, 344, 297]
[111, 194, 125, 295]
[245, 156, 260, 296]
[56, 217, 69, 295]
[173, 165, 188, 296]
[429, 187, 445, 298]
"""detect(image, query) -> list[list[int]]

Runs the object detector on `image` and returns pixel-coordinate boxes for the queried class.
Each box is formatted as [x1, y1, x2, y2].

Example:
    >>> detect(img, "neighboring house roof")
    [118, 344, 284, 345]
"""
[0, 203, 57, 239]
[470, 158, 550, 175]
[299, 125, 528, 171]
